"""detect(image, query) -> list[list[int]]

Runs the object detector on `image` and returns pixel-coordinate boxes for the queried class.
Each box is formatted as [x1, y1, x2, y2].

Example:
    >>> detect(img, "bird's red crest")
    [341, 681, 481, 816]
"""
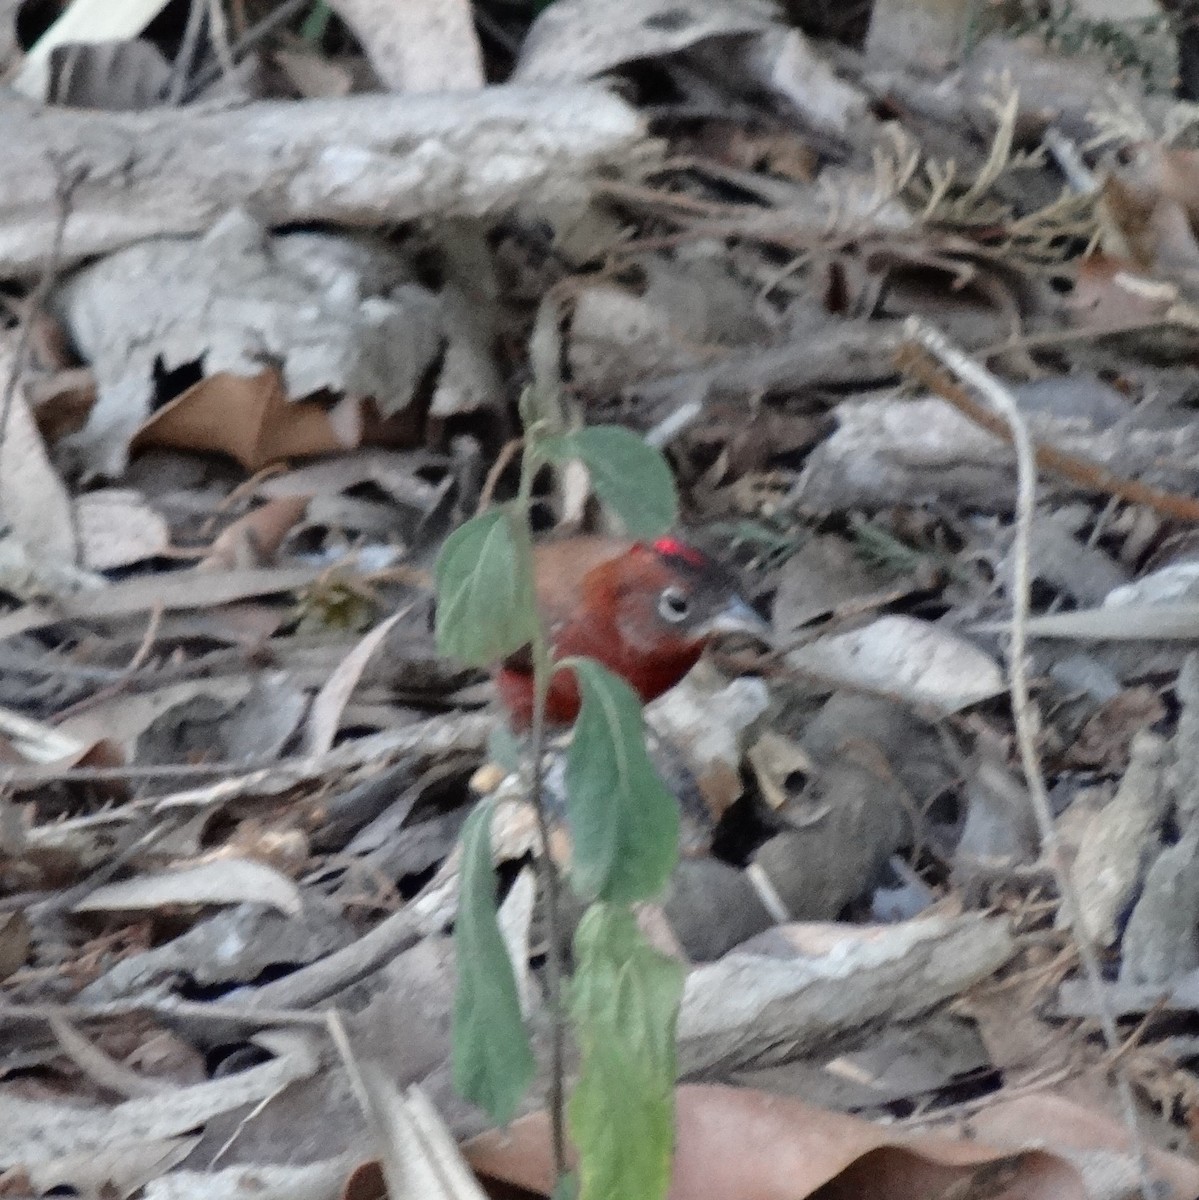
[650, 536, 708, 569]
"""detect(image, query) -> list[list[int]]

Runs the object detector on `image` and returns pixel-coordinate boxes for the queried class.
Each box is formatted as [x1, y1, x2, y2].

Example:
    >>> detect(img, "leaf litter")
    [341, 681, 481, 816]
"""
[5, 0, 1199, 1198]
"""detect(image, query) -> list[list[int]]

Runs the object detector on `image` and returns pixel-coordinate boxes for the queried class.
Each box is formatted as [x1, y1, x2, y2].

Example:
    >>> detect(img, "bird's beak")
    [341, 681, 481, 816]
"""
[700, 596, 772, 642]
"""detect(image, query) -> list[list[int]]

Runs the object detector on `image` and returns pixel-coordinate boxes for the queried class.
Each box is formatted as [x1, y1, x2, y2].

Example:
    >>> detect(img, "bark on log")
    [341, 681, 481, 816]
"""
[0, 85, 646, 277]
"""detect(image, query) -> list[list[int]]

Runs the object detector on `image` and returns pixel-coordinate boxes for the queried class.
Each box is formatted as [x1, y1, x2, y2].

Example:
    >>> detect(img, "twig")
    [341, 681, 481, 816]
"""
[646, 399, 704, 449]
[898, 1064, 1077, 1127]
[0, 756, 286, 785]
[182, 0, 310, 101]
[904, 318, 1156, 1200]
[518, 440, 569, 1182]
[895, 342, 1199, 523]
[206, 0, 237, 80]
[49, 601, 164, 724]
[0, 997, 330, 1027]
[26, 811, 184, 918]
[0, 160, 83, 475]
[1043, 126, 1099, 196]
[325, 1009, 374, 1127]
[168, 0, 208, 105]
[197, 463, 288, 536]
[975, 318, 1181, 361]
[0, 711, 492, 787]
[476, 437, 524, 514]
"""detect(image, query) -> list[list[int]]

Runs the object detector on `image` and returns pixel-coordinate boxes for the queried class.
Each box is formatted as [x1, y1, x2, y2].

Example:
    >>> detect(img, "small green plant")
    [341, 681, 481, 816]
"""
[435, 383, 684, 1199]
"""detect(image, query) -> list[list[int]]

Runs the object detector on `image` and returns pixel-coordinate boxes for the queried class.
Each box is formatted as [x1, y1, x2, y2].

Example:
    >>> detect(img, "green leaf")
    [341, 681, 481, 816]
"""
[551, 1174, 578, 1200]
[486, 723, 524, 774]
[569, 905, 684, 1200]
[451, 799, 535, 1123]
[543, 426, 677, 538]
[563, 659, 679, 903]
[435, 507, 538, 668]
[300, 0, 332, 43]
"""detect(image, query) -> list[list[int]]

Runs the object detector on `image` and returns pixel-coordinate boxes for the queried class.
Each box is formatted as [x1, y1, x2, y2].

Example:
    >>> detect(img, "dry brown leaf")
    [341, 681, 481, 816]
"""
[0, 1030, 320, 1163]
[0, 564, 326, 641]
[73, 859, 304, 917]
[472, 1086, 1199, 1199]
[747, 730, 813, 811]
[12, 0, 174, 99]
[465, 1084, 1088, 1200]
[27, 1135, 198, 1199]
[971, 1094, 1199, 1200]
[785, 616, 1005, 714]
[55, 678, 254, 759]
[1098, 176, 1160, 271]
[352, 1074, 487, 1200]
[1070, 256, 1180, 330]
[0, 911, 29, 982]
[132, 370, 353, 472]
[0, 348, 77, 565]
[149, 1158, 356, 1200]
[326, 0, 483, 91]
[1066, 685, 1166, 769]
[1137, 144, 1199, 230]
[258, 449, 446, 513]
[304, 609, 407, 756]
[27, 366, 97, 443]
[0, 705, 123, 771]
[76, 489, 171, 570]
[200, 496, 311, 571]
[46, 39, 171, 109]
[514, 0, 775, 84]
[273, 49, 355, 98]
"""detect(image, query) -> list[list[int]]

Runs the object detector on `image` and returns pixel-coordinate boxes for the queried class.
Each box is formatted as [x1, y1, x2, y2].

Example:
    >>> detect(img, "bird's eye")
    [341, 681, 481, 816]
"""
[658, 586, 690, 623]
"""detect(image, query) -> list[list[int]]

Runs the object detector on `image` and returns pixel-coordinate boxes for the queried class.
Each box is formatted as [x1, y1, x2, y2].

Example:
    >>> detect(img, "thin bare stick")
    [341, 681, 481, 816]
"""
[168, 0, 207, 105]
[477, 437, 524, 514]
[325, 1009, 374, 1118]
[206, 0, 237, 80]
[646, 399, 703, 448]
[905, 318, 1156, 1200]
[975, 318, 1177, 360]
[49, 600, 164, 724]
[0, 997, 330, 1026]
[182, 0, 310, 100]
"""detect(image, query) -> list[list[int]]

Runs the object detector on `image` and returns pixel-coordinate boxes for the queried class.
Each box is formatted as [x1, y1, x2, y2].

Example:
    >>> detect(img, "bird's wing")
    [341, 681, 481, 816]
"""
[529, 535, 633, 636]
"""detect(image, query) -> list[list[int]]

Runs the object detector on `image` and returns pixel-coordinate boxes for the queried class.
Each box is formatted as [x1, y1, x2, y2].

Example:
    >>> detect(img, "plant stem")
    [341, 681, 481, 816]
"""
[529, 638, 567, 1181]
[518, 437, 568, 1181]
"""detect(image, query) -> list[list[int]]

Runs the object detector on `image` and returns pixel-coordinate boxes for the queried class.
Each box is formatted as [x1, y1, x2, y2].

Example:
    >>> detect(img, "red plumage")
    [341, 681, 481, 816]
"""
[495, 536, 766, 729]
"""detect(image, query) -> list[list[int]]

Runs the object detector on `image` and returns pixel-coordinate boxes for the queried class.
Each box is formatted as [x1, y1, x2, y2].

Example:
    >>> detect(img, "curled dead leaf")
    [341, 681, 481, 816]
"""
[132, 371, 352, 472]
[465, 1084, 1085, 1200]
[200, 495, 312, 571]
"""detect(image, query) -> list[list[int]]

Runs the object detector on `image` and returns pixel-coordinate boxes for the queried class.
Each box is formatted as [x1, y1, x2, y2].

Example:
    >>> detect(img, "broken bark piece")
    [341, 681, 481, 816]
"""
[1067, 730, 1172, 946]
[866, 0, 976, 71]
[1119, 821, 1199, 986]
[677, 914, 1015, 1076]
[0, 85, 647, 278]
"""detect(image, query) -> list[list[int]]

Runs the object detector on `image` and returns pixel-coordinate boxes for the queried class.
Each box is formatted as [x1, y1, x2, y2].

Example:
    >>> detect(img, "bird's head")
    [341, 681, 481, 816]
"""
[602, 536, 770, 655]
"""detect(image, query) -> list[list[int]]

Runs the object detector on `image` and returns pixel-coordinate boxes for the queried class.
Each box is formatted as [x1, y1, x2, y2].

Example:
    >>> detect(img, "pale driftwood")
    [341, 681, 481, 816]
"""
[676, 913, 1015, 1077]
[0, 85, 646, 277]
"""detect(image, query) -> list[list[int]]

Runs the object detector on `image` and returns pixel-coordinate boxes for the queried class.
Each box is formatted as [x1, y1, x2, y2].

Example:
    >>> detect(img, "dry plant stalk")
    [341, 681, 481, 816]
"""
[894, 344, 1199, 523]
[903, 318, 1156, 1200]
[870, 85, 1097, 269]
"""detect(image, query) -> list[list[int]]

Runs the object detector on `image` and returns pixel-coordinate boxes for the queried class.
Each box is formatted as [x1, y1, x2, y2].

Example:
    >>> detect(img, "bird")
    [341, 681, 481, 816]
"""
[495, 535, 769, 729]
